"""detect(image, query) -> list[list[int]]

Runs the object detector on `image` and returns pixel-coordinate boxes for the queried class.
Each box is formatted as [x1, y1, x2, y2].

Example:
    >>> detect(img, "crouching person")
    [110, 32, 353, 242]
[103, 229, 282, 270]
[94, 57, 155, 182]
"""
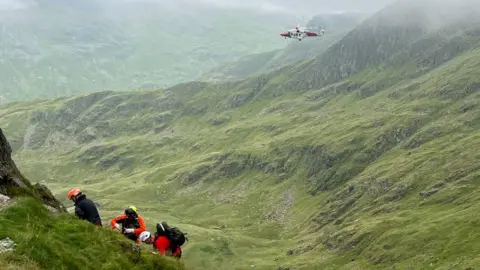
[139, 221, 187, 258]
[110, 206, 146, 244]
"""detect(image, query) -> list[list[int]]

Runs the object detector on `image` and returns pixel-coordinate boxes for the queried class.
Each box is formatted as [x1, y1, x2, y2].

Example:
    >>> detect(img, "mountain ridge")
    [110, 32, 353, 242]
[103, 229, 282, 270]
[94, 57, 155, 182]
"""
[199, 12, 367, 82]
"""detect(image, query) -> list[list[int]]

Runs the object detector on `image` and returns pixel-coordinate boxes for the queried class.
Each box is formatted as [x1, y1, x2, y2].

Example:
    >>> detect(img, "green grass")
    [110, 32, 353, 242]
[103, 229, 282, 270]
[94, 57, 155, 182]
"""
[2, 47, 479, 269]
[0, 197, 184, 270]
[1, 3, 480, 269]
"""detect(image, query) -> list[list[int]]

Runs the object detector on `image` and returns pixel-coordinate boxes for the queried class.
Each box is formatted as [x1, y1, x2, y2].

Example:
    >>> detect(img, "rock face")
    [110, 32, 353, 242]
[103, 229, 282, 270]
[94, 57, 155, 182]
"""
[0, 128, 27, 194]
[0, 194, 12, 210]
[0, 237, 15, 254]
[0, 128, 66, 212]
[0, 194, 9, 204]
[33, 183, 67, 212]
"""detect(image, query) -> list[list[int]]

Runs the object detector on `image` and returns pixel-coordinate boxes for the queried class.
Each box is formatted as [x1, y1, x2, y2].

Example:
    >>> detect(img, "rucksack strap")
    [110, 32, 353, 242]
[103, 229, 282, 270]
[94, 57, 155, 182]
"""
[152, 234, 159, 249]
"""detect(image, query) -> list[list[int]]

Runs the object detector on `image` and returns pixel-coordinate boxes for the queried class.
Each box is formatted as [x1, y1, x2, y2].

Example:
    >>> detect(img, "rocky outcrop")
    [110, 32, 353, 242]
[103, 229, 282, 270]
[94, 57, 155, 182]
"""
[0, 237, 15, 254]
[0, 128, 29, 195]
[0, 128, 66, 212]
[33, 183, 67, 212]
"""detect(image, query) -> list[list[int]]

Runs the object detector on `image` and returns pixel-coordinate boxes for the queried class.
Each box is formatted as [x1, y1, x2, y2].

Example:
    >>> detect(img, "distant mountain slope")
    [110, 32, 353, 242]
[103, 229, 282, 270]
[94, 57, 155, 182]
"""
[0, 0, 294, 103]
[273, 0, 480, 94]
[200, 12, 366, 82]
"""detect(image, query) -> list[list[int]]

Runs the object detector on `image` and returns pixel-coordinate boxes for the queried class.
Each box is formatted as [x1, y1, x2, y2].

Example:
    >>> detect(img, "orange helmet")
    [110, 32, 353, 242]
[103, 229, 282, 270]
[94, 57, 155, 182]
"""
[67, 188, 81, 199]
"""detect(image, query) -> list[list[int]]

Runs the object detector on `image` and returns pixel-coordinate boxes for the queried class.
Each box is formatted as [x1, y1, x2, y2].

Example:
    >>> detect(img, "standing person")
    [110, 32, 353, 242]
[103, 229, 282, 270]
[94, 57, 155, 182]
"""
[67, 188, 103, 226]
[110, 206, 146, 243]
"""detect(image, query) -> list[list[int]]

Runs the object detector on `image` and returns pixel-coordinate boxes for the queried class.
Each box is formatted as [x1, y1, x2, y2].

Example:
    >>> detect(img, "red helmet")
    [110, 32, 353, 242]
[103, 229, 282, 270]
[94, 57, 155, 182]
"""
[67, 188, 81, 199]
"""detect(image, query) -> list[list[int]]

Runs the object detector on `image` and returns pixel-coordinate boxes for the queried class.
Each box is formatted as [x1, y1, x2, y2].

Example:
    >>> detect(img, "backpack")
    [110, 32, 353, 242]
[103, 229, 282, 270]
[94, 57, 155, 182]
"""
[155, 222, 188, 250]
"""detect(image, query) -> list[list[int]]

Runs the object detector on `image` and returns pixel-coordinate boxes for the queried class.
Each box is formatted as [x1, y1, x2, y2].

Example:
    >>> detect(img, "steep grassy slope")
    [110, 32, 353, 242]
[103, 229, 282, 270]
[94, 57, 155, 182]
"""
[200, 13, 366, 82]
[0, 197, 185, 270]
[0, 127, 183, 269]
[0, 0, 293, 103]
[2, 1, 480, 269]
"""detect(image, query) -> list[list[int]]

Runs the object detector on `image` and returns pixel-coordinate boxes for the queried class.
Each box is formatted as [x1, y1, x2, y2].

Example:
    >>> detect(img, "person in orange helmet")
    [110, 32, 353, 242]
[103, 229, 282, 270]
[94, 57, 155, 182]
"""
[67, 188, 102, 226]
[110, 206, 146, 244]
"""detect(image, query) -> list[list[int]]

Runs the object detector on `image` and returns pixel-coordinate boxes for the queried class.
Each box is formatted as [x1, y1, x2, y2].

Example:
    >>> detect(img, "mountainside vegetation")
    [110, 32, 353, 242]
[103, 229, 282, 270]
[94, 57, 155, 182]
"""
[2, 0, 480, 269]
[0, 128, 184, 269]
[0, 197, 185, 270]
[0, 0, 294, 103]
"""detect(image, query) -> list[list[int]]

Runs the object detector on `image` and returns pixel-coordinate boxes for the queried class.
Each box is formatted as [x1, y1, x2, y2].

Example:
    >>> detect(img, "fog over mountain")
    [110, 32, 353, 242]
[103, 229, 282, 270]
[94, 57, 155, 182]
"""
[0, 0, 394, 14]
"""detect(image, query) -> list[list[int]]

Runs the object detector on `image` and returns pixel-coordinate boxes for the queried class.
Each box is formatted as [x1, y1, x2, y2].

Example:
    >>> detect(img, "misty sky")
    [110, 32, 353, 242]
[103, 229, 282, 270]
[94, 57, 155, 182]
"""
[1, 0, 395, 14]
[197, 0, 394, 14]
[0, 0, 34, 10]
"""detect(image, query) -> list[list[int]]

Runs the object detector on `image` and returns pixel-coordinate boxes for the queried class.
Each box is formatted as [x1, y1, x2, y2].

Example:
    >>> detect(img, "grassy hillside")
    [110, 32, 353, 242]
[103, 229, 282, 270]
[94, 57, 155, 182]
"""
[200, 13, 366, 82]
[0, 126, 183, 269]
[2, 0, 480, 269]
[0, 197, 184, 270]
[0, 0, 293, 103]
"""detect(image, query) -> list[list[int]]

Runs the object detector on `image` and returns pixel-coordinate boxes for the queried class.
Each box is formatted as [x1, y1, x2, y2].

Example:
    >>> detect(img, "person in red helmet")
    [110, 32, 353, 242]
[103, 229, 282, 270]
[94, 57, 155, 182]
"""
[67, 188, 102, 226]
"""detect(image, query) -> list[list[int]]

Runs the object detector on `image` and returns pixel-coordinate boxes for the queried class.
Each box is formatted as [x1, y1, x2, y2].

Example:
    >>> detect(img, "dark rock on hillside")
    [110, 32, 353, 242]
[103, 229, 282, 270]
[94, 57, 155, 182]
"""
[33, 183, 68, 212]
[0, 128, 66, 212]
[0, 129, 29, 195]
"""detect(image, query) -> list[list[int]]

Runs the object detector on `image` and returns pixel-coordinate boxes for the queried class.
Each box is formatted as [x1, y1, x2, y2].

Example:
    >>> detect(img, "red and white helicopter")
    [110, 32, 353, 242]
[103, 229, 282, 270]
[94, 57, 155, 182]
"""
[280, 25, 325, 41]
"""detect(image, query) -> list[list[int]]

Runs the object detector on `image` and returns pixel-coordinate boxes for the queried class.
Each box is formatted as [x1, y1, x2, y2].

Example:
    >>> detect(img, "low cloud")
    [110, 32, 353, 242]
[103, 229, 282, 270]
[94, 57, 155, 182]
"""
[0, 0, 35, 10]
[116, 0, 394, 15]
[195, 0, 394, 14]
[0, 0, 394, 15]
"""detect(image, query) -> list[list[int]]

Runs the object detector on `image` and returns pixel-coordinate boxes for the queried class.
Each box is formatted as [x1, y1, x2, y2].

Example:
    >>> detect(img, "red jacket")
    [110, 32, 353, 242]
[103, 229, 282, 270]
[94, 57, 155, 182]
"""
[154, 236, 182, 257]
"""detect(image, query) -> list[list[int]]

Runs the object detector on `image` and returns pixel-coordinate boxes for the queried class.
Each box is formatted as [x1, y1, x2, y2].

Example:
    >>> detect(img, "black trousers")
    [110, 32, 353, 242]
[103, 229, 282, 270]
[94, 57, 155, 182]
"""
[124, 232, 138, 242]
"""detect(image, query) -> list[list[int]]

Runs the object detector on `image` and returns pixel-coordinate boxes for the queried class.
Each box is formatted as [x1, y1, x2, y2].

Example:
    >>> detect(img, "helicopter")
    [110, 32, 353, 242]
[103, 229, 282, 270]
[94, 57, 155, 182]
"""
[280, 25, 325, 41]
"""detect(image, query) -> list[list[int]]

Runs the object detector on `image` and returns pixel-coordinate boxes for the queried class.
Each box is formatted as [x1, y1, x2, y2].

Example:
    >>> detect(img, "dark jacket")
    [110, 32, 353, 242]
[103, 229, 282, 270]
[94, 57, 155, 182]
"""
[74, 194, 102, 226]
